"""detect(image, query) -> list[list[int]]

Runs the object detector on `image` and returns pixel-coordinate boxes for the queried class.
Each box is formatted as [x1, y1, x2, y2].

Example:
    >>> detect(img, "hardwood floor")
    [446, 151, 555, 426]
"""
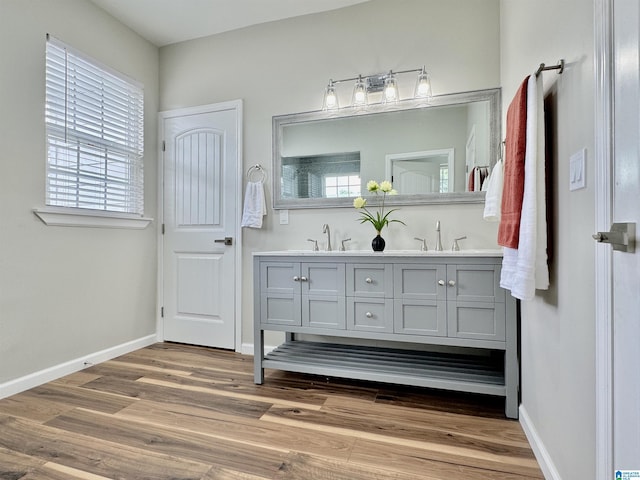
[0, 342, 543, 479]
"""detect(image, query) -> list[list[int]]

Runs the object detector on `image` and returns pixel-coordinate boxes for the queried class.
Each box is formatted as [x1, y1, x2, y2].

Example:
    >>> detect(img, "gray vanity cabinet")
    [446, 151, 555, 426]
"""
[259, 261, 345, 329]
[346, 264, 394, 333]
[254, 252, 519, 419]
[393, 263, 447, 337]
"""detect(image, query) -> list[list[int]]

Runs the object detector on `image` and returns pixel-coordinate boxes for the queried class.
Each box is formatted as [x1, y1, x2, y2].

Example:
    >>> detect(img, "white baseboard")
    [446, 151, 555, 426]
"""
[519, 405, 562, 480]
[240, 342, 276, 356]
[0, 334, 158, 400]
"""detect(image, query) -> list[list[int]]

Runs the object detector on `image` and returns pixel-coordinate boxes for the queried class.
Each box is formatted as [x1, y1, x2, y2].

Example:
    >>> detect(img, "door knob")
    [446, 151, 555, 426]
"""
[214, 236, 233, 246]
[592, 222, 635, 252]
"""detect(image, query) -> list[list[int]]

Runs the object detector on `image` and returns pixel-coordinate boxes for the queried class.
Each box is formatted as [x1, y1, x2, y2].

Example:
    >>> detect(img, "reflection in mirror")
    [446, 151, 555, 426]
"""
[386, 149, 454, 194]
[273, 88, 500, 209]
[282, 152, 360, 199]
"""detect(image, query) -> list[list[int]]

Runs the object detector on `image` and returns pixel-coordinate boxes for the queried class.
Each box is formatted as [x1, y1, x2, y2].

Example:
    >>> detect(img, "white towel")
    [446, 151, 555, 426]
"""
[483, 159, 504, 221]
[241, 181, 266, 228]
[500, 74, 549, 300]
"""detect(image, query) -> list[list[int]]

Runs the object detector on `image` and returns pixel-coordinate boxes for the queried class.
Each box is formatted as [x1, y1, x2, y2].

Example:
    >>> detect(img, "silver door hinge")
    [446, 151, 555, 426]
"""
[161, 307, 164, 318]
[161, 223, 165, 234]
[162, 140, 166, 151]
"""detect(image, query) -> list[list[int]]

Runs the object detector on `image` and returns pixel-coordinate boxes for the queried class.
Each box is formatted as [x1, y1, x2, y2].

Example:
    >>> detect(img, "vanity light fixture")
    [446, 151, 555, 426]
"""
[414, 66, 432, 99]
[322, 79, 339, 110]
[351, 74, 368, 107]
[382, 71, 399, 104]
[322, 66, 432, 110]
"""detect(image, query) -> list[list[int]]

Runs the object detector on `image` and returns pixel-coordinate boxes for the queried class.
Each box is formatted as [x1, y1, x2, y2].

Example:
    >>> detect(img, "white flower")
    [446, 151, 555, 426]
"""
[379, 180, 393, 193]
[353, 197, 367, 209]
[366, 180, 379, 192]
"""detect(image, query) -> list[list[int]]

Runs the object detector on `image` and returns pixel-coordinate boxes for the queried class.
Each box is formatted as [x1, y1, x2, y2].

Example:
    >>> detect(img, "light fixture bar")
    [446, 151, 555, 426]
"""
[321, 66, 432, 110]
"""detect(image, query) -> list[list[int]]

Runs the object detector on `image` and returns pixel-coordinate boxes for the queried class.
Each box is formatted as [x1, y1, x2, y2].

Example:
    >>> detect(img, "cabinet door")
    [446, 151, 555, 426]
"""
[260, 261, 301, 326]
[394, 299, 447, 336]
[302, 262, 346, 329]
[303, 296, 346, 329]
[447, 301, 506, 341]
[302, 263, 345, 296]
[394, 264, 447, 301]
[446, 264, 505, 303]
[346, 264, 393, 298]
[347, 297, 393, 333]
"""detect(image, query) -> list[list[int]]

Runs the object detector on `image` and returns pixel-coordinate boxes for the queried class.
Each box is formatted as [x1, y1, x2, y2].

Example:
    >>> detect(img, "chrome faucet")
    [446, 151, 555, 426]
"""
[435, 220, 443, 251]
[414, 237, 428, 251]
[451, 236, 467, 251]
[322, 224, 332, 251]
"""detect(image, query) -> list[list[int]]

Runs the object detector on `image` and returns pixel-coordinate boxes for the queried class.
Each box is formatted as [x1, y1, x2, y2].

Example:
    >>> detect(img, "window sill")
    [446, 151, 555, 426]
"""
[33, 208, 153, 229]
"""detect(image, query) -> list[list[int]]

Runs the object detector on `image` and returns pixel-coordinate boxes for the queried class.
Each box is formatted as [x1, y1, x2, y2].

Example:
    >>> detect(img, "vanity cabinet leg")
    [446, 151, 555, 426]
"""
[254, 329, 265, 384]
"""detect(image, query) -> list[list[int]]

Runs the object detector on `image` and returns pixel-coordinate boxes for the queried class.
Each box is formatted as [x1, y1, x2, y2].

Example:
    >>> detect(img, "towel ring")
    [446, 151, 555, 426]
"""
[247, 164, 266, 183]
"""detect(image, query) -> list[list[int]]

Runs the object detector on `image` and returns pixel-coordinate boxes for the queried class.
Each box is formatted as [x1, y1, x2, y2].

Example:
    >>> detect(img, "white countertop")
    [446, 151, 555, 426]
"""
[254, 249, 503, 257]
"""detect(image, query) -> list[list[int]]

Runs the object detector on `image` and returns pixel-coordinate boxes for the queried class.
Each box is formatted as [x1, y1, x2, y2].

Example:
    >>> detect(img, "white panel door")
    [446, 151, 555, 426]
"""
[161, 102, 240, 349]
[612, 0, 640, 467]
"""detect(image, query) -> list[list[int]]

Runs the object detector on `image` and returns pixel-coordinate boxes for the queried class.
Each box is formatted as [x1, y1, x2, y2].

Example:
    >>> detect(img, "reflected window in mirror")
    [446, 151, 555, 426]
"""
[281, 152, 360, 199]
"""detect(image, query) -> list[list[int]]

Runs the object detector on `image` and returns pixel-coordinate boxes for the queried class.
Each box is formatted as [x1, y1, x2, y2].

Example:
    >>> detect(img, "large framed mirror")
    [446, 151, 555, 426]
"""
[272, 88, 501, 209]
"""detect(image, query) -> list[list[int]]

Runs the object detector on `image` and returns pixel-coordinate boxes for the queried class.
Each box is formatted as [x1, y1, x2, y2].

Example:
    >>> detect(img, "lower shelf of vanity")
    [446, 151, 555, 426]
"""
[262, 340, 506, 397]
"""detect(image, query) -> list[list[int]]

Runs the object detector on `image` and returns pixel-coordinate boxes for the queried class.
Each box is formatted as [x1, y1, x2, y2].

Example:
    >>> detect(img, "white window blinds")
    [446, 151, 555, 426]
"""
[45, 35, 144, 215]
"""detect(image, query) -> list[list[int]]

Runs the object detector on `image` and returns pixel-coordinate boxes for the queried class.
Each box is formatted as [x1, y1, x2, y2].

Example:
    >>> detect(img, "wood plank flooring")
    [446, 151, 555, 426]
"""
[0, 342, 543, 479]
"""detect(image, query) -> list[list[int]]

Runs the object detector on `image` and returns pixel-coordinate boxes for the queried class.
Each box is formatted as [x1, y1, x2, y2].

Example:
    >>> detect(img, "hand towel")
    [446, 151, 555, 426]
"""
[468, 167, 476, 192]
[241, 181, 266, 228]
[483, 160, 504, 221]
[498, 77, 529, 248]
[501, 74, 549, 300]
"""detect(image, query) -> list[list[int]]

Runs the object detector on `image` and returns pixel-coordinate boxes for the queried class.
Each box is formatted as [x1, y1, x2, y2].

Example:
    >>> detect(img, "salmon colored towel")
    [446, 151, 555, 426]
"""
[498, 76, 529, 248]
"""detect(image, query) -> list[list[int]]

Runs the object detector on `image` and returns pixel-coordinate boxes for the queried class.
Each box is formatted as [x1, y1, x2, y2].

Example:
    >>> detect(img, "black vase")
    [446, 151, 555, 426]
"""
[371, 233, 386, 252]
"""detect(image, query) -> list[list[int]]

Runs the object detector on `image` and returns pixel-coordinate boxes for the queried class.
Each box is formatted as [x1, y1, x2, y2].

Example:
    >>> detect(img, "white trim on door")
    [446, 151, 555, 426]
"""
[157, 100, 244, 352]
[594, 0, 613, 477]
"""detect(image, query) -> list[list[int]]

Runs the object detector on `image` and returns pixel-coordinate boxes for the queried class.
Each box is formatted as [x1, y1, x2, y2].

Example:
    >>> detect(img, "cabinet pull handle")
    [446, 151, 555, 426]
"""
[365, 277, 373, 284]
[365, 312, 373, 318]
[300, 276, 308, 282]
[293, 276, 300, 282]
[438, 280, 445, 286]
[448, 280, 456, 287]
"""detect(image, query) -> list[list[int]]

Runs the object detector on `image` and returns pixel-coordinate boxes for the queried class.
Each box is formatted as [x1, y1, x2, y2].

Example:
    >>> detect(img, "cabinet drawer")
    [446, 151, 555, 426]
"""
[346, 264, 393, 297]
[303, 296, 346, 329]
[447, 265, 504, 303]
[260, 293, 301, 326]
[347, 298, 393, 333]
[447, 301, 506, 341]
[394, 264, 446, 301]
[394, 299, 447, 336]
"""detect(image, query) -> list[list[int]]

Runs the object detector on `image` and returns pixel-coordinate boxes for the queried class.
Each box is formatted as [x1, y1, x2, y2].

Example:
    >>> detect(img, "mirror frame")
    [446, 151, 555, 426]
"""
[272, 87, 501, 209]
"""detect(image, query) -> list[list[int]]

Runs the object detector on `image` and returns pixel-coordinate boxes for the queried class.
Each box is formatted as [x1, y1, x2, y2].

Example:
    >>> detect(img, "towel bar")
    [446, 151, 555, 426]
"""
[535, 59, 565, 76]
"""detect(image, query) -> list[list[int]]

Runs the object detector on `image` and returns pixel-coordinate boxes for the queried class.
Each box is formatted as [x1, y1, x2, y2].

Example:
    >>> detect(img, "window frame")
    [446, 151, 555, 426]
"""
[38, 35, 151, 228]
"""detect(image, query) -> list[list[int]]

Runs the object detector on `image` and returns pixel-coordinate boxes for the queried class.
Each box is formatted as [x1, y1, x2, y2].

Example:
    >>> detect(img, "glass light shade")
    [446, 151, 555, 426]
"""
[323, 81, 339, 110]
[351, 75, 368, 107]
[382, 72, 399, 104]
[414, 68, 432, 99]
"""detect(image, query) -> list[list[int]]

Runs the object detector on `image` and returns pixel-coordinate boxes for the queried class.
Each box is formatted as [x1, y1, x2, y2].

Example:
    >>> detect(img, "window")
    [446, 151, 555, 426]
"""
[45, 35, 144, 215]
[324, 174, 361, 198]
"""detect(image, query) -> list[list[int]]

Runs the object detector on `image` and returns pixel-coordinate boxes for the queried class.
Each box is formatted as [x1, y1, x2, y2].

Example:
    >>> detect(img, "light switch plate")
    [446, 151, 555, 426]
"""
[569, 148, 586, 191]
[279, 209, 289, 225]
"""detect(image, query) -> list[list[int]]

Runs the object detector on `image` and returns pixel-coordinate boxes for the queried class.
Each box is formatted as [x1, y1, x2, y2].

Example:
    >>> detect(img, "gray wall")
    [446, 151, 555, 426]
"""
[501, 0, 595, 478]
[0, 0, 159, 385]
[159, 0, 502, 348]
